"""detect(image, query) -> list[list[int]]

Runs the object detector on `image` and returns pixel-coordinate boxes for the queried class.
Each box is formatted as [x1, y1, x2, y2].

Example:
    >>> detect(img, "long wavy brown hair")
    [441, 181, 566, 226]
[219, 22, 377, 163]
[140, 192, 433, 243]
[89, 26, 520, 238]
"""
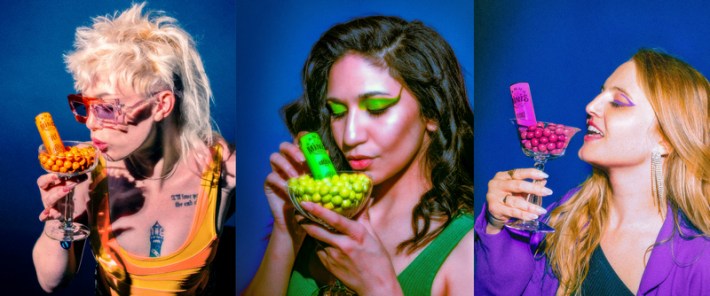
[542, 48, 710, 295]
[282, 16, 474, 253]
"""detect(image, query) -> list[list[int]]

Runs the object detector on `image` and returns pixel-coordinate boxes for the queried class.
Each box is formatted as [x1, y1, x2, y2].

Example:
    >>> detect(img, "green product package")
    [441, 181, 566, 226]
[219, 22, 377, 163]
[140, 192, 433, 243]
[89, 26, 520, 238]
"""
[299, 132, 337, 180]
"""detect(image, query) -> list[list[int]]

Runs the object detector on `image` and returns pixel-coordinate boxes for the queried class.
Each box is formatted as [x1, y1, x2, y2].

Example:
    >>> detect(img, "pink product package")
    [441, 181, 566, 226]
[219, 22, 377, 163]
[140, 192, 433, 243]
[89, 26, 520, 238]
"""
[510, 82, 537, 127]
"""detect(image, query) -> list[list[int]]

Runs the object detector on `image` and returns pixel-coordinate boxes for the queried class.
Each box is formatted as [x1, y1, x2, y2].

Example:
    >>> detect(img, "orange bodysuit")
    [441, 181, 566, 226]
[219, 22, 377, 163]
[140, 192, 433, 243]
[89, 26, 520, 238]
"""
[88, 145, 223, 295]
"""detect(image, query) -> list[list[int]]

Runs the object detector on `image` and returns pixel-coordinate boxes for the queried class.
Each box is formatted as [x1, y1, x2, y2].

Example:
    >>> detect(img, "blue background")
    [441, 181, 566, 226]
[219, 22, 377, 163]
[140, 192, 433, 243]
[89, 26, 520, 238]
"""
[0, 1, 235, 294]
[474, 1, 709, 220]
[234, 0, 473, 293]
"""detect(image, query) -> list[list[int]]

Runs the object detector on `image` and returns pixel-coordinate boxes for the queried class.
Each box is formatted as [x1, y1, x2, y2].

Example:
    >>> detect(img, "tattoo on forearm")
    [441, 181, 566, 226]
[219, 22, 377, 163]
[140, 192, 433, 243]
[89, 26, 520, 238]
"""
[171, 193, 198, 208]
[149, 221, 164, 257]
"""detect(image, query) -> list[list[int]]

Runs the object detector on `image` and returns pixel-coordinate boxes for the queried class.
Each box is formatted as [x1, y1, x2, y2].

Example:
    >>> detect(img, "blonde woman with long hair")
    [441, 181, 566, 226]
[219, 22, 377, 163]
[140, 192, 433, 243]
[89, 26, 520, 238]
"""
[476, 48, 709, 295]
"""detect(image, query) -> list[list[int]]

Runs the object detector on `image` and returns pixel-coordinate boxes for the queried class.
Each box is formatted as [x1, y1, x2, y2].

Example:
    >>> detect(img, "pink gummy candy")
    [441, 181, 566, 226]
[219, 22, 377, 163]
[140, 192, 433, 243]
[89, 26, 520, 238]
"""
[516, 121, 578, 156]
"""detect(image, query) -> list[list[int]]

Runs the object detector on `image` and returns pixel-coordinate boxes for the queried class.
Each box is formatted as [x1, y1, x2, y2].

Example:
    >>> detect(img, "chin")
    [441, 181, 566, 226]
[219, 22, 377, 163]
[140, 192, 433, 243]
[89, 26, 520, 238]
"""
[578, 147, 599, 165]
[104, 151, 128, 162]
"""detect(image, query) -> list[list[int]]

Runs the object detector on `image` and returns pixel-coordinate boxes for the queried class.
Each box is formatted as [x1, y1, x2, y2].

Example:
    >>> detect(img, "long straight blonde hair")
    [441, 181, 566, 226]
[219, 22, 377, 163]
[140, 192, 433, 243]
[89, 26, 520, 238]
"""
[542, 49, 710, 295]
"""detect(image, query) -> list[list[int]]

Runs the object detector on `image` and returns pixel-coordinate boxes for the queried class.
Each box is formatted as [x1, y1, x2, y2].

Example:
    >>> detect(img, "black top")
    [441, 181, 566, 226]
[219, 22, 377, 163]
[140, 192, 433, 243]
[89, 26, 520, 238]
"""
[580, 245, 635, 296]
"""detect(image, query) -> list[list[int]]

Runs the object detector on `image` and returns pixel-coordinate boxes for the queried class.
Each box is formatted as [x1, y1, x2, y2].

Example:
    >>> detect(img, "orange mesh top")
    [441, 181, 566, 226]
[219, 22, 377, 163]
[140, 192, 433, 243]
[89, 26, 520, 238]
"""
[88, 145, 223, 295]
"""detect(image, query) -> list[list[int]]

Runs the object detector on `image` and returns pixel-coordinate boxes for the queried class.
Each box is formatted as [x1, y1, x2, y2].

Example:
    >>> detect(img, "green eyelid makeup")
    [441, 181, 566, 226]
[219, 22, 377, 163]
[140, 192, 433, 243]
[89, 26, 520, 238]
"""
[327, 101, 347, 115]
[359, 96, 400, 111]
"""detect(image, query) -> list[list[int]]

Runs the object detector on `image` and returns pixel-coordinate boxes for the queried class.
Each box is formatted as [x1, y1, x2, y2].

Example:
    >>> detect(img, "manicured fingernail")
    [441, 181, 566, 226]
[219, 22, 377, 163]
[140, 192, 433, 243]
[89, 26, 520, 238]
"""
[539, 172, 549, 178]
[300, 201, 313, 211]
[536, 207, 548, 215]
[542, 188, 553, 195]
[526, 213, 539, 220]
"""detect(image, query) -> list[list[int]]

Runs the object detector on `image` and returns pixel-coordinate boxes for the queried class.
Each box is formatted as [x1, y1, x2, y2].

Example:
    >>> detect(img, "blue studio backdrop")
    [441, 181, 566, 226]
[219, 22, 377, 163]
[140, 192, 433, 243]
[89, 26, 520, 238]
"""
[0, 1, 235, 294]
[235, 0, 473, 293]
[474, 1, 709, 219]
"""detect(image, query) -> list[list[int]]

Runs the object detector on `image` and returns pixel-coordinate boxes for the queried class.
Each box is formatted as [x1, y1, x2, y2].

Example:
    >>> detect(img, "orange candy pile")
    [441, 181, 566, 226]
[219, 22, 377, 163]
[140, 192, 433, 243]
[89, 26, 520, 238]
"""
[38, 145, 97, 174]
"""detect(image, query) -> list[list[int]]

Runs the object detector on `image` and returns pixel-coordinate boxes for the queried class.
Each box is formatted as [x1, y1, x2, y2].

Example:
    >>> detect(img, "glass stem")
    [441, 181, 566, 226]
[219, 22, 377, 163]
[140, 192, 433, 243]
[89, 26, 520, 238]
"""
[63, 185, 74, 232]
[526, 158, 548, 208]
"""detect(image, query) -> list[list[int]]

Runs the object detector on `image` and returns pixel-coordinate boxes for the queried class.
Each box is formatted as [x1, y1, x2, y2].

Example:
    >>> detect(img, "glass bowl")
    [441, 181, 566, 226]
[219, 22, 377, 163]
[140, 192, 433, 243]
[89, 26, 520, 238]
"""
[288, 171, 372, 229]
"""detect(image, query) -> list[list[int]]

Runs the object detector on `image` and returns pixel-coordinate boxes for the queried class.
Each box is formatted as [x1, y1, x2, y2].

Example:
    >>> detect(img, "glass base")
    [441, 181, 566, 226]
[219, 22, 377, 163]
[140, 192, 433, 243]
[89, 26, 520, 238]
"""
[314, 284, 357, 296]
[45, 220, 90, 242]
[505, 219, 555, 233]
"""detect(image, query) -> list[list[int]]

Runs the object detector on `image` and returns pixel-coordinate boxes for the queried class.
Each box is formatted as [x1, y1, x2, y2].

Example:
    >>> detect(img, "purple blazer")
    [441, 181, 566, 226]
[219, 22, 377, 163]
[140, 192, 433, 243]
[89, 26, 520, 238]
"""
[475, 188, 710, 295]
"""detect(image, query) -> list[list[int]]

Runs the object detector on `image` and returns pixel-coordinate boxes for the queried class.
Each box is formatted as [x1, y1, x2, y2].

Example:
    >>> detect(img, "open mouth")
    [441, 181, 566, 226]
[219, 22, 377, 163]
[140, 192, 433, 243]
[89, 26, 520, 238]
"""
[586, 125, 604, 137]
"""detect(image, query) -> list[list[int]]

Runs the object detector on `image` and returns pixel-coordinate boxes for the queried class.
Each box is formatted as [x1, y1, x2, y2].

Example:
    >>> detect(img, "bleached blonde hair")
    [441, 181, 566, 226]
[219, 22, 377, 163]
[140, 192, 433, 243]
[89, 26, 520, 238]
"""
[543, 48, 710, 295]
[65, 2, 215, 159]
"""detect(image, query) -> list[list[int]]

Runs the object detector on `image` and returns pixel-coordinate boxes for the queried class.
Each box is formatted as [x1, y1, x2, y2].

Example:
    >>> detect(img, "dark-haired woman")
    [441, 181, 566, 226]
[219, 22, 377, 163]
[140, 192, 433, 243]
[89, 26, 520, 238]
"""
[245, 16, 473, 296]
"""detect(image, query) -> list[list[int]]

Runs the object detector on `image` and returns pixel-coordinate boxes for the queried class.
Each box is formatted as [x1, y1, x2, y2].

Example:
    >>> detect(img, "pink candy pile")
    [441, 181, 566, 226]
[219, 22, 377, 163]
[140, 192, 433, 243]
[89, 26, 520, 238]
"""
[517, 122, 575, 155]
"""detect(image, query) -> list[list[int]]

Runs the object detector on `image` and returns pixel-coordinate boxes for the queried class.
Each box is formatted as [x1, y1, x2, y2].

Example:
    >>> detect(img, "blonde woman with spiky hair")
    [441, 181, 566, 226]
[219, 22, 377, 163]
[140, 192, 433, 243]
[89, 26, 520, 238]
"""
[476, 49, 709, 295]
[32, 3, 235, 294]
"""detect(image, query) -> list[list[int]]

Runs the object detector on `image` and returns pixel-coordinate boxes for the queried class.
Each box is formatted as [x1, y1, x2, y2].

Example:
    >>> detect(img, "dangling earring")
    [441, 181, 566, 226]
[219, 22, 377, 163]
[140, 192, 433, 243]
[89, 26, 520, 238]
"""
[651, 148, 665, 209]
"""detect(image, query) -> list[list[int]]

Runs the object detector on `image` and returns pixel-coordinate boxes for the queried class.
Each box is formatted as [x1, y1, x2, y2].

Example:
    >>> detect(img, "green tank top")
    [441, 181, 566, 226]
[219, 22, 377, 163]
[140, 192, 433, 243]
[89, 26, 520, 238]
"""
[287, 213, 473, 295]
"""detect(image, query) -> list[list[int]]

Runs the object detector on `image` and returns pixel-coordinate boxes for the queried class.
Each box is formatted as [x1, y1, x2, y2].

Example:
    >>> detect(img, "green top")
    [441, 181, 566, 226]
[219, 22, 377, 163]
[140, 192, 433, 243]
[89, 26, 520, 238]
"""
[287, 213, 473, 295]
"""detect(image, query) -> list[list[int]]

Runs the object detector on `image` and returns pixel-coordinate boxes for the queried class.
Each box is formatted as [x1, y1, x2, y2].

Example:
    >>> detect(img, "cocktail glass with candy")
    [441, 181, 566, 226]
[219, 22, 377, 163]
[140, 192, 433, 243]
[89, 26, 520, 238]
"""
[38, 140, 99, 241]
[506, 120, 580, 233]
[287, 171, 372, 296]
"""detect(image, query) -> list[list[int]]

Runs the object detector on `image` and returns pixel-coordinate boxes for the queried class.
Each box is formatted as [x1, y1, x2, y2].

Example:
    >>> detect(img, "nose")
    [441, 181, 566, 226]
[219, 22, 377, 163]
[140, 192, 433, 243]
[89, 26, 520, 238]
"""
[342, 109, 367, 148]
[585, 92, 605, 118]
[84, 109, 101, 131]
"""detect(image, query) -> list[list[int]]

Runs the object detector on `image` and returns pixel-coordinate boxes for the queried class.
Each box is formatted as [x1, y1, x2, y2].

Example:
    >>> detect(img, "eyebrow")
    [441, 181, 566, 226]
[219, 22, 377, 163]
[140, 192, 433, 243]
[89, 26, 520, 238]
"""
[87, 92, 118, 101]
[326, 90, 394, 102]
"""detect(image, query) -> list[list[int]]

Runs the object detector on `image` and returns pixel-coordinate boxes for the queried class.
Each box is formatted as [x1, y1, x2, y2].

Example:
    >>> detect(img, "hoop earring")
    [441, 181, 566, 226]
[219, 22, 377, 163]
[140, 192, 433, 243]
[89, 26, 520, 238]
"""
[651, 149, 665, 209]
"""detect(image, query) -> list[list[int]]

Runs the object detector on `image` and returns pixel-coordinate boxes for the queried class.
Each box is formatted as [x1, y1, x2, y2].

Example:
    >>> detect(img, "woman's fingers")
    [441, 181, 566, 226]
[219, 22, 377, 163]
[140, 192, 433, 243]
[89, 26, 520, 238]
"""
[38, 207, 62, 222]
[42, 182, 77, 208]
[299, 201, 362, 245]
[279, 142, 305, 168]
[269, 152, 299, 179]
[487, 168, 554, 222]
[498, 168, 549, 181]
[502, 195, 546, 220]
[264, 172, 289, 199]
[489, 170, 553, 198]
[269, 142, 307, 181]
[37, 174, 60, 190]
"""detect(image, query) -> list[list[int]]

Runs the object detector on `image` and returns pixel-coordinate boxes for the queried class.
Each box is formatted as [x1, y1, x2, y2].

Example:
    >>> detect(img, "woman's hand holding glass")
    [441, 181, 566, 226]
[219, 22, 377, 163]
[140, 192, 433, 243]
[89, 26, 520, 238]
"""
[264, 140, 400, 295]
[299, 201, 400, 295]
[485, 168, 553, 234]
[37, 173, 89, 224]
[264, 142, 309, 234]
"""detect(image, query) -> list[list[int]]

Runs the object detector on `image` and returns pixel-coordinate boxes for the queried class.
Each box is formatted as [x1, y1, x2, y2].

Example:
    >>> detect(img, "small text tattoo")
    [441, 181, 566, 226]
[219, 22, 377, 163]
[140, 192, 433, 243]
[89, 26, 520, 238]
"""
[149, 221, 164, 257]
[171, 193, 198, 208]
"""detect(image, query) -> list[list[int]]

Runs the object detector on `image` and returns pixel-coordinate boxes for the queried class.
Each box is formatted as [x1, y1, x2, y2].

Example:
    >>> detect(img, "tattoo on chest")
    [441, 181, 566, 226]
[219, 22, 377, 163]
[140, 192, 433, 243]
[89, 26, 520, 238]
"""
[149, 221, 164, 257]
[171, 193, 198, 208]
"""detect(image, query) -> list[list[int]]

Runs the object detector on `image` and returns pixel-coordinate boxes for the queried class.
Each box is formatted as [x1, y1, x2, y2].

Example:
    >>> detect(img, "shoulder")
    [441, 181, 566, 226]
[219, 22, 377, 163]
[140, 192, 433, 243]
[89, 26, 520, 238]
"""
[214, 137, 236, 190]
[670, 212, 710, 264]
[439, 227, 474, 294]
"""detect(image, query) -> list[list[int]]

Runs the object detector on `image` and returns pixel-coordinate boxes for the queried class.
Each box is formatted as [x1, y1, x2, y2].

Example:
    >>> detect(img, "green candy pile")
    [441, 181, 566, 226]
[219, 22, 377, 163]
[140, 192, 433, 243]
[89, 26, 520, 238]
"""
[288, 172, 372, 216]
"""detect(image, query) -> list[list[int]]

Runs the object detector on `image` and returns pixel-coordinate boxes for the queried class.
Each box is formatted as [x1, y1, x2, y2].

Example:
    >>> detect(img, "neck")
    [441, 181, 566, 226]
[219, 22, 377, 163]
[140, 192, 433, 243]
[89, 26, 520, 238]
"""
[604, 159, 665, 229]
[368, 151, 431, 227]
[125, 117, 182, 183]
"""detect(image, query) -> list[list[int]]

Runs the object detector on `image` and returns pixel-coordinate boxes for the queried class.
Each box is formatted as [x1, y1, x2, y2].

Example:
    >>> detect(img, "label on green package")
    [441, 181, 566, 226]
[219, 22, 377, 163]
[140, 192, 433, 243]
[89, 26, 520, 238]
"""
[299, 132, 337, 180]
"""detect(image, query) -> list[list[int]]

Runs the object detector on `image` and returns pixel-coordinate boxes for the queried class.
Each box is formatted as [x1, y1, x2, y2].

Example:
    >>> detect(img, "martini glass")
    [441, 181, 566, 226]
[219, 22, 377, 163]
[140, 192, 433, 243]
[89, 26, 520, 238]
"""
[287, 171, 372, 295]
[506, 120, 579, 233]
[38, 140, 99, 241]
